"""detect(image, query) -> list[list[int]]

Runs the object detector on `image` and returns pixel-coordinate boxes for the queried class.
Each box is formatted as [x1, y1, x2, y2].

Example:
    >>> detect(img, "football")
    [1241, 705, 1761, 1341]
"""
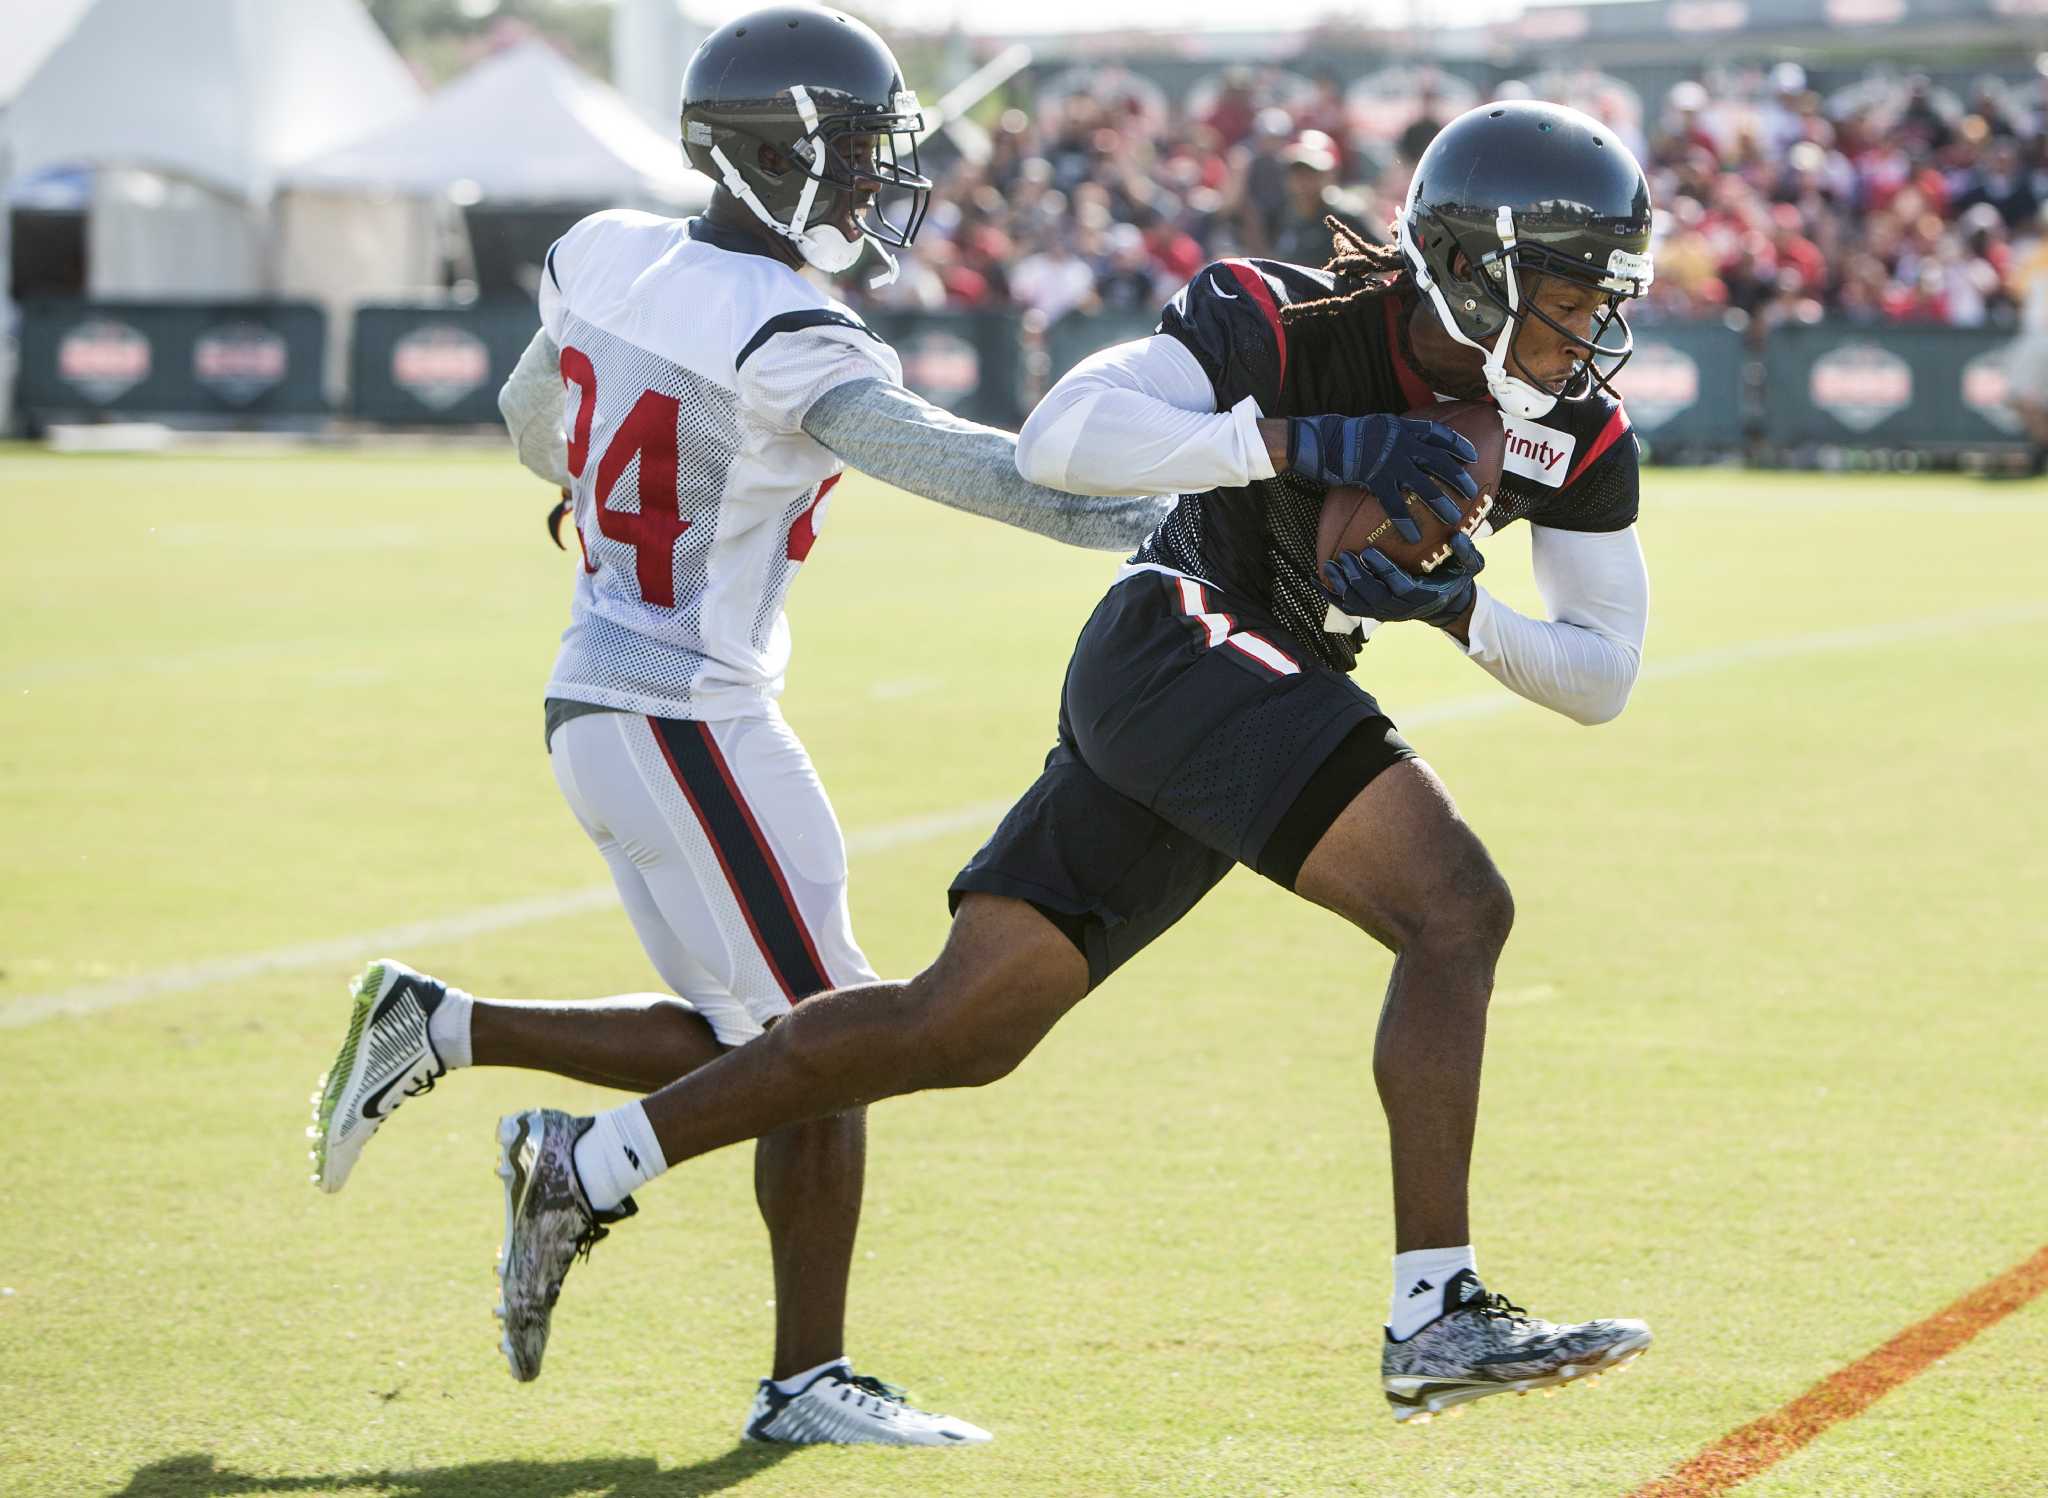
[1315, 401, 1507, 574]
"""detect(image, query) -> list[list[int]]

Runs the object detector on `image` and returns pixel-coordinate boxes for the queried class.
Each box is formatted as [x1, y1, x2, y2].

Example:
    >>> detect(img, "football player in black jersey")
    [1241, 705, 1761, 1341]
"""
[493, 101, 1659, 1424]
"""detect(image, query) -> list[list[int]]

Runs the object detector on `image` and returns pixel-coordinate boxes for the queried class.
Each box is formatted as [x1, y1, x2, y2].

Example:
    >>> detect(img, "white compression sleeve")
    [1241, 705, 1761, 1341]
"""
[1449, 523, 1649, 726]
[497, 326, 571, 489]
[1016, 334, 1278, 496]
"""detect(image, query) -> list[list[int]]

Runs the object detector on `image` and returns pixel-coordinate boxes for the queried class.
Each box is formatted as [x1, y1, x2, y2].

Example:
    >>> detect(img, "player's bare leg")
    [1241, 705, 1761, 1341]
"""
[1292, 758, 1510, 1253]
[472, 995, 863, 1376]
[494, 896, 1083, 1403]
[635, 896, 1090, 1163]
[1292, 758, 1648, 1421]
[324, 979, 865, 1380]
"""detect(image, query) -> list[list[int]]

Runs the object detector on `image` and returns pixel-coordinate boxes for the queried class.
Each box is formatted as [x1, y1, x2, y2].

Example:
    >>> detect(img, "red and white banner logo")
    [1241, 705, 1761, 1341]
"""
[1617, 342, 1700, 433]
[1809, 343, 1912, 433]
[194, 322, 289, 405]
[57, 318, 151, 405]
[897, 331, 980, 407]
[1962, 349, 2021, 435]
[392, 325, 491, 411]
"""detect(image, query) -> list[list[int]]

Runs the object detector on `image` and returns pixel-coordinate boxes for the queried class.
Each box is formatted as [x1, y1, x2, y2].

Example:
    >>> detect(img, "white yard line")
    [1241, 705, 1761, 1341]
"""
[6, 604, 2041, 1031]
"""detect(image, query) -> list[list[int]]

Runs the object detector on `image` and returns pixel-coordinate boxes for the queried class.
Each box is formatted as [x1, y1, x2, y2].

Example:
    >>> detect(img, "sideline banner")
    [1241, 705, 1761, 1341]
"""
[858, 309, 1026, 427]
[351, 304, 541, 425]
[1763, 323, 2028, 447]
[17, 300, 327, 419]
[1612, 321, 1746, 447]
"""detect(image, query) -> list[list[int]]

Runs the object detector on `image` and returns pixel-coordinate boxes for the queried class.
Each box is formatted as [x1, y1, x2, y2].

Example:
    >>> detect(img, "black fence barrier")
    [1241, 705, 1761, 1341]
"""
[16, 300, 327, 420]
[1612, 321, 1747, 450]
[1763, 323, 2030, 450]
[857, 309, 1027, 428]
[351, 303, 542, 425]
[1046, 309, 1159, 389]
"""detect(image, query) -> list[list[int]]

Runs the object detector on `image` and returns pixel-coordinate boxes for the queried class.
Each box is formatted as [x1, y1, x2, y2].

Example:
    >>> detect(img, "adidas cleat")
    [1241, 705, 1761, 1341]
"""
[308, 959, 451, 1193]
[1381, 1269, 1650, 1424]
[743, 1363, 992, 1446]
[495, 1108, 634, 1383]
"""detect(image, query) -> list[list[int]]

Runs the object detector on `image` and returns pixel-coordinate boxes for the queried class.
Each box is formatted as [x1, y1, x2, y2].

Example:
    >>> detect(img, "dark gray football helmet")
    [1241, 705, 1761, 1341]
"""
[680, 4, 930, 283]
[1396, 100, 1654, 417]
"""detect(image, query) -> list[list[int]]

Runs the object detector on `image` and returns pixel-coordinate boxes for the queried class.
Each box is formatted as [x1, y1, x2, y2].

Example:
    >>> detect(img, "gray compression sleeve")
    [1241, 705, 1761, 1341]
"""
[800, 378, 1175, 552]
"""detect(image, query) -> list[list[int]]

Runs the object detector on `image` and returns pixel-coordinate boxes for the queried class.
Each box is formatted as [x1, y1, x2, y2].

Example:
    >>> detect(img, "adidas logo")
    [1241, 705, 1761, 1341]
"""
[1407, 1278, 1435, 1298]
[1458, 1277, 1486, 1304]
[623, 1145, 641, 1170]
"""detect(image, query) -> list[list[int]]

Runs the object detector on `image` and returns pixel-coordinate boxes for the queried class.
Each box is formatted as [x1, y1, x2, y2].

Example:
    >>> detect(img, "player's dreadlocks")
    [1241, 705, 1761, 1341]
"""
[1276, 218, 1416, 410]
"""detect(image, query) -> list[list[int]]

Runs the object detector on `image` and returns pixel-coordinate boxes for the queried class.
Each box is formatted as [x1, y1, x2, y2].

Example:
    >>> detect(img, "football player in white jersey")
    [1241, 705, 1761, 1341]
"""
[306, 4, 1169, 1446]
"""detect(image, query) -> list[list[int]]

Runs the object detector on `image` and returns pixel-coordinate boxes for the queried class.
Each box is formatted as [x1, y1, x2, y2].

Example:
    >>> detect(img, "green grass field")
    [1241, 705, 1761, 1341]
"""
[2, 447, 2044, 1498]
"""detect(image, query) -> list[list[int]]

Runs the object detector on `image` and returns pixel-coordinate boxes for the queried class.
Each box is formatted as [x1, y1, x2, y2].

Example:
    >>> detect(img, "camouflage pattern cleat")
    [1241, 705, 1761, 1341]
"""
[1381, 1269, 1650, 1424]
[493, 1108, 636, 1382]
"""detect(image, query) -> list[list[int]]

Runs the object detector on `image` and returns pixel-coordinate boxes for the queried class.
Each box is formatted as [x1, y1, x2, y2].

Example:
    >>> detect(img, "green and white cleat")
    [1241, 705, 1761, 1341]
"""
[494, 1108, 636, 1382]
[1381, 1270, 1650, 1424]
[307, 959, 450, 1193]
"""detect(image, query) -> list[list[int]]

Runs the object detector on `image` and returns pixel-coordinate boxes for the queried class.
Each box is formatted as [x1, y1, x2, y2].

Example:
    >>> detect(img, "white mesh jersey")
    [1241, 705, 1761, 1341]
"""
[539, 209, 903, 720]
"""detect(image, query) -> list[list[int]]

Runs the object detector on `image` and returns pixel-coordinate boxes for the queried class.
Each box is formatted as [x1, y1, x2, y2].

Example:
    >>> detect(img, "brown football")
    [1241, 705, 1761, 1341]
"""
[1315, 401, 1506, 575]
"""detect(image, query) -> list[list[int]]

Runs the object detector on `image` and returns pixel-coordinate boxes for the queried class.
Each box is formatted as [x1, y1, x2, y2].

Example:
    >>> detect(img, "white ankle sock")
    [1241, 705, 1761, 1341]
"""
[1388, 1245, 1477, 1341]
[426, 987, 473, 1070]
[572, 1100, 666, 1213]
[771, 1356, 849, 1395]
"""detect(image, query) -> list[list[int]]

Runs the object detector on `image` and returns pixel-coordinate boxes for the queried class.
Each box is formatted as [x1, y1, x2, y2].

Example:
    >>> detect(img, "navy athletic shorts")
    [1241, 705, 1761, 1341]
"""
[950, 567, 1413, 988]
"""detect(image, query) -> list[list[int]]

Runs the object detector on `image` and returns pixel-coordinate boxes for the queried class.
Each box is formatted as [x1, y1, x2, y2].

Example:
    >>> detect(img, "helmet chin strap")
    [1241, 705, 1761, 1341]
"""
[1397, 207, 1559, 420]
[707, 84, 897, 284]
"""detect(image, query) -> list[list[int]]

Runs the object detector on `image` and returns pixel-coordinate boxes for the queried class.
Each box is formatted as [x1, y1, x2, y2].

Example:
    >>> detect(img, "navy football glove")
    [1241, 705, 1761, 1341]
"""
[1287, 413, 1479, 544]
[1320, 532, 1486, 627]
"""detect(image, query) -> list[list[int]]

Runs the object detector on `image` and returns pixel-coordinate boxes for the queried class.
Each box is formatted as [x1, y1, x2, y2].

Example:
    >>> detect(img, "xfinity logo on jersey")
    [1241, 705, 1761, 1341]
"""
[1499, 415, 1579, 487]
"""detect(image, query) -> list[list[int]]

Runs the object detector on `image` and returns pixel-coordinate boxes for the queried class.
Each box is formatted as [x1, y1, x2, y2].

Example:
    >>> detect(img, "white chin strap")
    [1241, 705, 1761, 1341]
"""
[1398, 205, 1558, 420]
[707, 85, 899, 288]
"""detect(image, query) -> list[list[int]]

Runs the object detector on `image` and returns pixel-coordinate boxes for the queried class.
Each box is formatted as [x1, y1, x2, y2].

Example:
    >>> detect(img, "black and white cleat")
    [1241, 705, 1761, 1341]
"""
[1381, 1270, 1650, 1424]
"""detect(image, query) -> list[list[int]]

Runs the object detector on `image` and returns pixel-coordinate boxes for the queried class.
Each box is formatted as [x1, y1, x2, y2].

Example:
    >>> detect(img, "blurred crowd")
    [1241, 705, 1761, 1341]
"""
[854, 60, 2048, 342]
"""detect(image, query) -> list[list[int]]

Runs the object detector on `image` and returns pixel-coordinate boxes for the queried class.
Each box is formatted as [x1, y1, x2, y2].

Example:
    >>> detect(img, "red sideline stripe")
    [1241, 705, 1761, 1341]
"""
[1629, 1243, 2048, 1498]
[691, 722, 835, 998]
[1383, 296, 1437, 411]
[645, 719, 799, 1002]
[1563, 403, 1631, 488]
[1221, 261, 1287, 391]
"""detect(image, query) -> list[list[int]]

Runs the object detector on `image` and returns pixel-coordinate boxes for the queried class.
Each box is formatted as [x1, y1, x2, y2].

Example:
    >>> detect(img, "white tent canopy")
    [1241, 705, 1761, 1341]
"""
[284, 41, 707, 207]
[6, 0, 420, 202]
[2, 0, 420, 301]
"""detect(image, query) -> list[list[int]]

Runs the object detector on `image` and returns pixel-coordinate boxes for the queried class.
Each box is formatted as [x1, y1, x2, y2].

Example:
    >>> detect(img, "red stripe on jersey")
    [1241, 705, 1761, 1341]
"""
[1563, 404, 1632, 489]
[1384, 296, 1438, 411]
[1221, 260, 1288, 391]
[786, 472, 840, 562]
[692, 723, 835, 999]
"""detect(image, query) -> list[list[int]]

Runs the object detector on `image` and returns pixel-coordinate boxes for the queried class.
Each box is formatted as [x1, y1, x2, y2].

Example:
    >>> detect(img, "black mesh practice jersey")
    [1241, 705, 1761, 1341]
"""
[1131, 259, 1642, 672]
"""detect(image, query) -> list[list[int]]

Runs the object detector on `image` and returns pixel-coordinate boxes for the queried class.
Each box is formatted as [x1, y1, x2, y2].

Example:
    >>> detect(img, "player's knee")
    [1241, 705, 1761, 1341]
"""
[1394, 842, 1514, 961]
[902, 966, 1033, 1089]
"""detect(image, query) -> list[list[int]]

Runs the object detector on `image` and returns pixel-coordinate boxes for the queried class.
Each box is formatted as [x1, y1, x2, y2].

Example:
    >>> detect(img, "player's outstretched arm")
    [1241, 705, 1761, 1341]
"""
[1447, 523, 1648, 726]
[800, 378, 1173, 551]
[1015, 334, 1279, 497]
[497, 327, 572, 489]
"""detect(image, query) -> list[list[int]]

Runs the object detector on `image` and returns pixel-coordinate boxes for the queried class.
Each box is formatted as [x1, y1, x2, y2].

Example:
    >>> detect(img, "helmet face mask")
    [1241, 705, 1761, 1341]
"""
[1396, 101, 1654, 419]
